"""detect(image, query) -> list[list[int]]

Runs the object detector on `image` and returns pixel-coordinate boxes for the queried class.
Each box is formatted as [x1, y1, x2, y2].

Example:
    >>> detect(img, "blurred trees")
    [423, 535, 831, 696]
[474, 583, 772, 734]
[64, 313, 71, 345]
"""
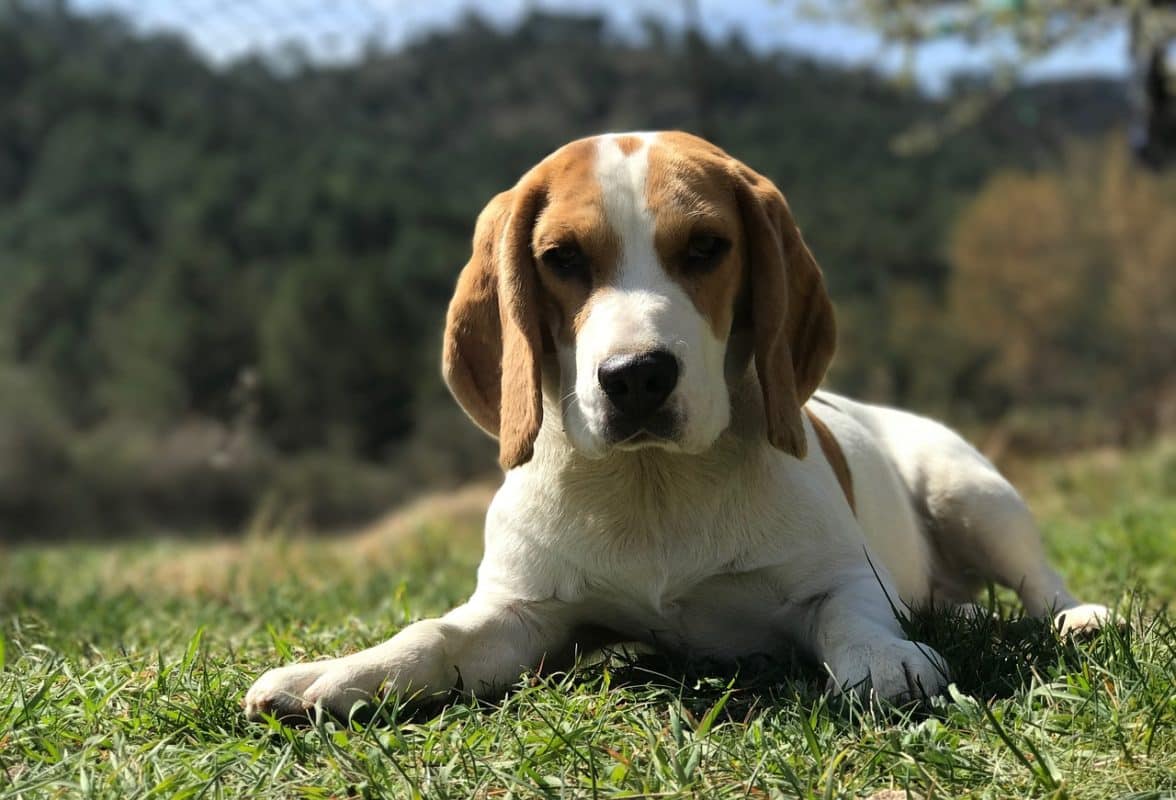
[0, 1, 1167, 536]
[948, 138, 1176, 446]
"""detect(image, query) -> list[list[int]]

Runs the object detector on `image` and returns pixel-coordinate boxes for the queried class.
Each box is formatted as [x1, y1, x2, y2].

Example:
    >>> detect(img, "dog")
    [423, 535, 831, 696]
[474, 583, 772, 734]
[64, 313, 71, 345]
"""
[245, 131, 1109, 723]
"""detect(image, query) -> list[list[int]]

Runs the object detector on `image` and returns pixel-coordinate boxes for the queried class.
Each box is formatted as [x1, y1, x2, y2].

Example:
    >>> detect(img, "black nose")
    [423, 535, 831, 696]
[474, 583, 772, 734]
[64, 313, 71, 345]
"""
[597, 351, 679, 420]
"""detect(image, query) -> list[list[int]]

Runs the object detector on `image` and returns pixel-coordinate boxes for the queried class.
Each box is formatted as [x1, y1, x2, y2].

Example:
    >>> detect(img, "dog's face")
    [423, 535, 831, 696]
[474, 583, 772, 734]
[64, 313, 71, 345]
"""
[443, 132, 836, 469]
[536, 133, 745, 457]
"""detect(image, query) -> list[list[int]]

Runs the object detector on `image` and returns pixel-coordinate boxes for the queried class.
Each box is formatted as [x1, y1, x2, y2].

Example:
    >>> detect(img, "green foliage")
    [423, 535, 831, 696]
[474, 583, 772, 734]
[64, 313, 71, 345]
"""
[0, 2, 1142, 534]
[1, 446, 1174, 798]
[259, 257, 433, 457]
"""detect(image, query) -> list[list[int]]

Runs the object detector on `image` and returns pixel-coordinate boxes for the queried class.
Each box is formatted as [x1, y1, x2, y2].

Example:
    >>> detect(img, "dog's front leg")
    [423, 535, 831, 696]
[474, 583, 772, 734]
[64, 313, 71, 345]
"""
[793, 570, 949, 704]
[245, 593, 571, 723]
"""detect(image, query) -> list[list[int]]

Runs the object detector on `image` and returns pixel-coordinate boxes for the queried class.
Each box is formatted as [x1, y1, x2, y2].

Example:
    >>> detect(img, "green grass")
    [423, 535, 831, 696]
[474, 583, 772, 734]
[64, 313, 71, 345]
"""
[2, 448, 1175, 799]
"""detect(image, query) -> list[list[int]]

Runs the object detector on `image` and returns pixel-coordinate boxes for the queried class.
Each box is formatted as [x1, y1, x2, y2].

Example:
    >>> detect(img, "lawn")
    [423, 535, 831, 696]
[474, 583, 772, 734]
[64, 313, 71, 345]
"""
[2, 446, 1174, 799]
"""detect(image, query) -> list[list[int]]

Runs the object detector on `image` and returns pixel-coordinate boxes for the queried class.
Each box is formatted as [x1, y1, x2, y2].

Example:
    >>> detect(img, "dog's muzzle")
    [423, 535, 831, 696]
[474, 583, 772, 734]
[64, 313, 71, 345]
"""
[597, 350, 681, 444]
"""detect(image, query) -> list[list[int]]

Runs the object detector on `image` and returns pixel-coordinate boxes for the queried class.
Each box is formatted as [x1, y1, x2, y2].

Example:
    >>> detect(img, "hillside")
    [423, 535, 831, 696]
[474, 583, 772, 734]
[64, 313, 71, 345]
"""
[0, 3, 1139, 536]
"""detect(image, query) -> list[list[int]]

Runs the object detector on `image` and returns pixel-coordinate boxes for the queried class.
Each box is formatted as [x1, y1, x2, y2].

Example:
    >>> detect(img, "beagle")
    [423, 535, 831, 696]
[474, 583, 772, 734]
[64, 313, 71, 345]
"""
[245, 131, 1109, 722]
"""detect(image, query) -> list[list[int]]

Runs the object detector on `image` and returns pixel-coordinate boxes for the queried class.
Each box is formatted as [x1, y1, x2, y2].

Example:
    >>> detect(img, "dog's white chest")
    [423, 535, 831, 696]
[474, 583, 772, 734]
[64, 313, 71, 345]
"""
[478, 457, 814, 655]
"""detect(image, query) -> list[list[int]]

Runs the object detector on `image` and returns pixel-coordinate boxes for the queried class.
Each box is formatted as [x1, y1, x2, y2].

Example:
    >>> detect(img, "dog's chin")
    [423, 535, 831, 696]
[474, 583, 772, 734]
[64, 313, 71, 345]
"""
[607, 427, 723, 457]
[611, 432, 682, 453]
[563, 401, 726, 459]
[564, 429, 678, 460]
[606, 409, 677, 444]
[603, 410, 724, 457]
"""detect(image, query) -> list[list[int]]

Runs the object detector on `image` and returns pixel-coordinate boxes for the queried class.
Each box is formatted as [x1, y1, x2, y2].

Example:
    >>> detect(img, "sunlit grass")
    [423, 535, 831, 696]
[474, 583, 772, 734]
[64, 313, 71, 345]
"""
[2, 448, 1174, 798]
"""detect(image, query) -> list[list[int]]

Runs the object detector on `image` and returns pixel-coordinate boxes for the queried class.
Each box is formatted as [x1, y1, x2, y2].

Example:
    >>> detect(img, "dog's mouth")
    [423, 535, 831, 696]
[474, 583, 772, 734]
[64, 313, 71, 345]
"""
[605, 410, 681, 451]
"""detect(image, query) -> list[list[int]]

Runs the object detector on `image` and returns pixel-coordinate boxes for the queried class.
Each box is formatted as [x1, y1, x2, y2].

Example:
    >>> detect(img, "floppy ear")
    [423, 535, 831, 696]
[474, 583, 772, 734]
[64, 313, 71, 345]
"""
[733, 166, 836, 459]
[442, 183, 546, 470]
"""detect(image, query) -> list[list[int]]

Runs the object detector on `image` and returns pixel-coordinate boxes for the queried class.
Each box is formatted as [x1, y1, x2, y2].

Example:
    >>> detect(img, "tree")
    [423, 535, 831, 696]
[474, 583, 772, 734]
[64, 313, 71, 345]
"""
[948, 136, 1176, 439]
[834, 0, 1176, 165]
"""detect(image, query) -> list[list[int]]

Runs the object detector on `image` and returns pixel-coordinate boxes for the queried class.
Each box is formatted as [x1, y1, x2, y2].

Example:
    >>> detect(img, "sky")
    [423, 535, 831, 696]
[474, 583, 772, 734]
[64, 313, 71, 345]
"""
[72, 0, 1130, 96]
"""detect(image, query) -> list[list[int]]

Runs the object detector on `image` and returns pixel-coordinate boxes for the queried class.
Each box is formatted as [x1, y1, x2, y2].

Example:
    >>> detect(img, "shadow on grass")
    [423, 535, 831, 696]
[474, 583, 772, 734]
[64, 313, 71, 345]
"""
[569, 600, 1119, 719]
[275, 601, 1137, 736]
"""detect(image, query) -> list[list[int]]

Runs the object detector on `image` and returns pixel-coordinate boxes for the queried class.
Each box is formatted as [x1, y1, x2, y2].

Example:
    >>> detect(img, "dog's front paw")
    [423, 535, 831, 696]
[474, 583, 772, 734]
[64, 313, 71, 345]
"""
[244, 662, 415, 724]
[824, 639, 948, 704]
[1054, 603, 1113, 636]
[301, 665, 392, 721]
[300, 642, 453, 722]
[244, 661, 335, 723]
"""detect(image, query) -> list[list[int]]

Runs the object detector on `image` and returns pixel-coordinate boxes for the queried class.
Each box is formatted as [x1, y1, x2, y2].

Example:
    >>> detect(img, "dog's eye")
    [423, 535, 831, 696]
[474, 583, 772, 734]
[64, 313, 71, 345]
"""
[684, 234, 730, 272]
[541, 244, 588, 280]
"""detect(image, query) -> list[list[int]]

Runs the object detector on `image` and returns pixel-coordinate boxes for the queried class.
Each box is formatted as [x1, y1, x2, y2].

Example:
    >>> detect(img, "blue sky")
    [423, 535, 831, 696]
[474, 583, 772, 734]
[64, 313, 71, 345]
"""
[73, 0, 1129, 95]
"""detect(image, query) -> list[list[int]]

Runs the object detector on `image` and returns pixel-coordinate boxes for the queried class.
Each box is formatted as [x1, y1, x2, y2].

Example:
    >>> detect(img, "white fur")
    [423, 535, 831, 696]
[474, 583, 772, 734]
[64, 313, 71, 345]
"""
[245, 134, 1108, 723]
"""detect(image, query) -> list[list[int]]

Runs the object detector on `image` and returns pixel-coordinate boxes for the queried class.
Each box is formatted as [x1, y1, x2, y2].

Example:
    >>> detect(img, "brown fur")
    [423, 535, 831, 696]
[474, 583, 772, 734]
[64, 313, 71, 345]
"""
[730, 160, 836, 459]
[443, 191, 511, 438]
[530, 140, 620, 343]
[443, 179, 546, 470]
[645, 138, 744, 339]
[806, 408, 856, 512]
[614, 135, 644, 156]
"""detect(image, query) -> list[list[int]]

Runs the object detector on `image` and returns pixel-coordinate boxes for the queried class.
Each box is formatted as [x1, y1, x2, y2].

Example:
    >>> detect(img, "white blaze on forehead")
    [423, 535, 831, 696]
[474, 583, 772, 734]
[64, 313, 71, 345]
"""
[594, 134, 666, 293]
[588, 132, 693, 346]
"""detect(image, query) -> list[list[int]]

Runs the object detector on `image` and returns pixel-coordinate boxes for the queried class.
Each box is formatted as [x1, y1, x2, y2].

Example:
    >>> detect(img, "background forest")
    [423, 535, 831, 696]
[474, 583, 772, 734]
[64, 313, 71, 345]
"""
[1, 1, 1174, 538]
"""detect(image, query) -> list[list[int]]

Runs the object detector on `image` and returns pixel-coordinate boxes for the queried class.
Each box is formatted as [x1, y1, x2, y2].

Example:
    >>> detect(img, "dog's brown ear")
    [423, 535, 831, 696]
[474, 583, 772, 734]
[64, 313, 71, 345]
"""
[733, 165, 836, 459]
[443, 182, 546, 470]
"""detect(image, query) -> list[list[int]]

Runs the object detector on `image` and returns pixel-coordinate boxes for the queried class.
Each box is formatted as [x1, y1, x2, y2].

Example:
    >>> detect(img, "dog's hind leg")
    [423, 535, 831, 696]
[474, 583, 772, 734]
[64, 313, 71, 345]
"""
[913, 443, 1111, 634]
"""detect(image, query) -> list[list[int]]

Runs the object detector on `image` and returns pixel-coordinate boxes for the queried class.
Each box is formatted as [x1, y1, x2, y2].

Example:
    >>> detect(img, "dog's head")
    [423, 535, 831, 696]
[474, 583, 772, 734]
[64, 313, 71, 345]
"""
[443, 132, 835, 469]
